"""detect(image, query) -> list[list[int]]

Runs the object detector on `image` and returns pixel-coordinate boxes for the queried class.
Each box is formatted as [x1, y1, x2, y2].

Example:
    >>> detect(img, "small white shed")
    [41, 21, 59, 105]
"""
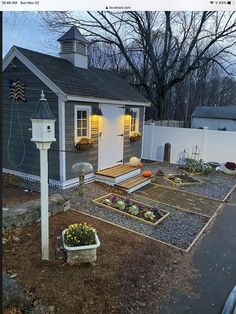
[191, 106, 236, 131]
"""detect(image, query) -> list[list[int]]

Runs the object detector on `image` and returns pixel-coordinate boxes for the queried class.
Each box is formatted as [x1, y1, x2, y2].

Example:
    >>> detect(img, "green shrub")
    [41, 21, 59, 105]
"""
[185, 158, 211, 174]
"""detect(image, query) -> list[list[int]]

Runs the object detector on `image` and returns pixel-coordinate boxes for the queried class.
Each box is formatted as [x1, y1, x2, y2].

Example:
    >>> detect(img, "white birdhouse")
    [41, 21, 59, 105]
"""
[30, 91, 56, 143]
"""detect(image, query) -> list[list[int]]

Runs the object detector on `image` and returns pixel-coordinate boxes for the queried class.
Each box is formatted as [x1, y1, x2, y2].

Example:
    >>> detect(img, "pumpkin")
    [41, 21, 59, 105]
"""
[137, 162, 143, 168]
[129, 156, 139, 167]
[142, 170, 152, 177]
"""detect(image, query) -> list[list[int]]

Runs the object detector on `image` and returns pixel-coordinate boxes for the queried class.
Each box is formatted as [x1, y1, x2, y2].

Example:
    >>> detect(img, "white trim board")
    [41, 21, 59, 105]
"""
[3, 168, 95, 190]
[3, 46, 67, 101]
[67, 95, 151, 107]
[58, 98, 66, 182]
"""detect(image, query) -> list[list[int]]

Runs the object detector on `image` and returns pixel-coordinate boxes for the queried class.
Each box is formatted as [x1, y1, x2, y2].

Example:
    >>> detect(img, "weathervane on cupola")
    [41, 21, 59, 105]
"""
[58, 25, 89, 69]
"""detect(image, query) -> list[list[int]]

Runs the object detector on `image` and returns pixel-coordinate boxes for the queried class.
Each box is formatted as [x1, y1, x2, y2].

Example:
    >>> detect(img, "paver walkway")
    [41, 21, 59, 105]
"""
[137, 184, 222, 217]
[159, 189, 236, 314]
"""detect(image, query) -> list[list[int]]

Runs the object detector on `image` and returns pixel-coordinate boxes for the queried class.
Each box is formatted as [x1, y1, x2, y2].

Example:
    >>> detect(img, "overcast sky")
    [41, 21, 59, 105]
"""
[3, 12, 59, 57]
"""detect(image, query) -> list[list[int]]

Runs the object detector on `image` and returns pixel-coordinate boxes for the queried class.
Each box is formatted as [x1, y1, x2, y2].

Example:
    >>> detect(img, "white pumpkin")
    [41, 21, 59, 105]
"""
[129, 156, 140, 167]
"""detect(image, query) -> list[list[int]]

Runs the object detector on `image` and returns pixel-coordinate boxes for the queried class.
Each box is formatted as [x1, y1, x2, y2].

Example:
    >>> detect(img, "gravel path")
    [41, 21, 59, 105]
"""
[142, 162, 236, 200]
[61, 183, 209, 251]
[6, 161, 235, 251]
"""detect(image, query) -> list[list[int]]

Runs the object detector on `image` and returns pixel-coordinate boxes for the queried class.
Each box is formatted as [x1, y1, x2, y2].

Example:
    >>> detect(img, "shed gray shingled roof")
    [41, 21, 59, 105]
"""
[192, 106, 236, 120]
[15, 46, 149, 103]
[57, 26, 89, 44]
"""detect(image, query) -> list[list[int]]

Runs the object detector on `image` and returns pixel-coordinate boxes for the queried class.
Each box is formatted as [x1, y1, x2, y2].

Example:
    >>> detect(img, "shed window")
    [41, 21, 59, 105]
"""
[74, 105, 91, 142]
[130, 108, 140, 132]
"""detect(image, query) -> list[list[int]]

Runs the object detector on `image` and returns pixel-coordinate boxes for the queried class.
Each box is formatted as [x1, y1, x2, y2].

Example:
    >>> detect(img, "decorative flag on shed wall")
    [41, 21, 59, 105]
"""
[9, 79, 26, 101]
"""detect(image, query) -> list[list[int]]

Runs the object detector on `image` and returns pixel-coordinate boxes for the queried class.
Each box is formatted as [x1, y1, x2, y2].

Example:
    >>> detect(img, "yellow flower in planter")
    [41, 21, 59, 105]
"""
[64, 222, 96, 247]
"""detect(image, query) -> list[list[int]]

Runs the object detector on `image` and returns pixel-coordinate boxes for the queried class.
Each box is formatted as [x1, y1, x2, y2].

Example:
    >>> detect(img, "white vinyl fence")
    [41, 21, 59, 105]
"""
[142, 124, 236, 164]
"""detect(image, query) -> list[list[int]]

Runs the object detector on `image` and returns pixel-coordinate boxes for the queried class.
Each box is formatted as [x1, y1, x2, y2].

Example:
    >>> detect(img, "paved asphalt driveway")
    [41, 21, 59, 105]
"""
[160, 190, 236, 314]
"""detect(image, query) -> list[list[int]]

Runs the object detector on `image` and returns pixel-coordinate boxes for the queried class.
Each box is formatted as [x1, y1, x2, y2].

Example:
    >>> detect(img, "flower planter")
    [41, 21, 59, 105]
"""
[222, 167, 236, 175]
[93, 193, 170, 226]
[164, 174, 202, 186]
[75, 143, 94, 151]
[129, 136, 141, 142]
[62, 230, 100, 265]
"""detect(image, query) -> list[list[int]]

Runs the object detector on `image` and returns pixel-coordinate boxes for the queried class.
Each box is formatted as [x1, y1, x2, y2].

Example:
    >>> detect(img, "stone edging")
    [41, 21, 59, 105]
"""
[2, 194, 70, 233]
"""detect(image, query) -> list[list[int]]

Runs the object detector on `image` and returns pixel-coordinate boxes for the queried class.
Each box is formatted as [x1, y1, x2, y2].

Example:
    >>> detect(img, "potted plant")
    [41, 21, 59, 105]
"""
[129, 131, 141, 142]
[75, 136, 94, 151]
[223, 161, 236, 175]
[62, 223, 100, 265]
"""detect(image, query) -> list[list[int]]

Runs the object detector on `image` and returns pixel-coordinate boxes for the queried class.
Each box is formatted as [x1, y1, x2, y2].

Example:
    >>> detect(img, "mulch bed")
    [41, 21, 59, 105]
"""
[136, 184, 222, 217]
[3, 210, 196, 314]
[3, 184, 40, 208]
[164, 174, 201, 186]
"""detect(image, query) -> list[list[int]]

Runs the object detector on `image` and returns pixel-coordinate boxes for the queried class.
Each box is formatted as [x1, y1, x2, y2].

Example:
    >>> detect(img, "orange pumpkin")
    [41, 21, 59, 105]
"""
[142, 170, 152, 177]
[137, 162, 143, 168]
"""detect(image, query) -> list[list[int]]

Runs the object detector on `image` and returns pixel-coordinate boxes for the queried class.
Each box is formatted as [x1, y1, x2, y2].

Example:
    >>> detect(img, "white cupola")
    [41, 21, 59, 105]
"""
[57, 26, 89, 69]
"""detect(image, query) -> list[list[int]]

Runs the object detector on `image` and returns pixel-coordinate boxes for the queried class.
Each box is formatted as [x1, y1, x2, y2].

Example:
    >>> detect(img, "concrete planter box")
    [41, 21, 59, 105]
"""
[62, 230, 100, 265]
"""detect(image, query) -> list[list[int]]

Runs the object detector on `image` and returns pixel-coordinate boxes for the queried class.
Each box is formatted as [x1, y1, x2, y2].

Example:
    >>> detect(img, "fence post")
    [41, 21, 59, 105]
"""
[149, 123, 155, 160]
[201, 126, 208, 161]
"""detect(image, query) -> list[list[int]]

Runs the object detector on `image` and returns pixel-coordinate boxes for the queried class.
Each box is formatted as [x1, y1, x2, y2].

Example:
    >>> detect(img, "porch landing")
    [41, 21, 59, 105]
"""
[95, 164, 151, 193]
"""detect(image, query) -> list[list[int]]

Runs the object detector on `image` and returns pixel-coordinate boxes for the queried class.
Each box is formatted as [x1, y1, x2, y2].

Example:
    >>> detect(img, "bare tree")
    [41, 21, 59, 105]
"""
[40, 11, 236, 119]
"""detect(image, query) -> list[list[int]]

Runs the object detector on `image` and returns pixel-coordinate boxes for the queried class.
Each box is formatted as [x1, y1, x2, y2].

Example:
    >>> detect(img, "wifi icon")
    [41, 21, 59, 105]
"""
[210, 1, 214, 3]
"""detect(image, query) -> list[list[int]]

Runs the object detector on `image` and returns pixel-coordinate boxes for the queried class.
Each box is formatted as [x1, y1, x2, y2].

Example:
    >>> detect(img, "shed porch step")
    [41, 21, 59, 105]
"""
[95, 164, 141, 186]
[115, 175, 151, 193]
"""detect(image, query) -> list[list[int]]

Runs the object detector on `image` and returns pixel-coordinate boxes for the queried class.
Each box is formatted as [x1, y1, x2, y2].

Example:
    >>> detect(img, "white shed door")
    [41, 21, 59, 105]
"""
[98, 104, 124, 170]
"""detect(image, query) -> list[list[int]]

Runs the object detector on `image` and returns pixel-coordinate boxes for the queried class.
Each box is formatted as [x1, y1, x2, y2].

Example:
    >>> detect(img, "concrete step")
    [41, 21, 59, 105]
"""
[116, 175, 151, 193]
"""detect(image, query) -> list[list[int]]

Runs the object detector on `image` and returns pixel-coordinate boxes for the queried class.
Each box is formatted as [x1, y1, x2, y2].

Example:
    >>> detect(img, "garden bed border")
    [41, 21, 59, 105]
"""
[92, 193, 170, 226]
[73, 199, 223, 253]
[223, 183, 236, 202]
[164, 174, 202, 186]
[151, 182, 224, 203]
[135, 185, 217, 218]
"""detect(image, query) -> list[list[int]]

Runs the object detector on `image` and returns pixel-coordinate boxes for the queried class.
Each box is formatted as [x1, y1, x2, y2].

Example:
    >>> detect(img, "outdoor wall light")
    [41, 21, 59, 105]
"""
[92, 107, 103, 116]
[125, 107, 132, 116]
[96, 108, 103, 116]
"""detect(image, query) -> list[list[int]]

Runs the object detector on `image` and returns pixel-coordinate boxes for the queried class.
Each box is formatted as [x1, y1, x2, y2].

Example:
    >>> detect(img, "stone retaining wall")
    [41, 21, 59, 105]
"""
[3, 194, 70, 232]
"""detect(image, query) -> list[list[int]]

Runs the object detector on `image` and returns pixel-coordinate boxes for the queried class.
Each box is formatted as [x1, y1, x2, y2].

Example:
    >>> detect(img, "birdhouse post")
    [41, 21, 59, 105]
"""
[30, 91, 56, 260]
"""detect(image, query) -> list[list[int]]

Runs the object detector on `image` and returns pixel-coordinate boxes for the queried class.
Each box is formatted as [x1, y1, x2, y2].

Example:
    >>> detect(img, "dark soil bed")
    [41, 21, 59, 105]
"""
[164, 174, 201, 186]
[3, 184, 40, 208]
[93, 193, 169, 225]
[3, 210, 196, 314]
